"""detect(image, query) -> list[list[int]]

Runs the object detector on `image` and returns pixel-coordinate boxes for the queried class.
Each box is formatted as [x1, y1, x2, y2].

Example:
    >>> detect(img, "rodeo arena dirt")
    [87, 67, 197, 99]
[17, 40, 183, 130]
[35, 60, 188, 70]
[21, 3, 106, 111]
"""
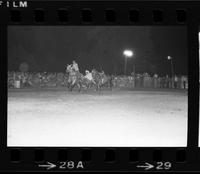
[7, 70, 188, 147]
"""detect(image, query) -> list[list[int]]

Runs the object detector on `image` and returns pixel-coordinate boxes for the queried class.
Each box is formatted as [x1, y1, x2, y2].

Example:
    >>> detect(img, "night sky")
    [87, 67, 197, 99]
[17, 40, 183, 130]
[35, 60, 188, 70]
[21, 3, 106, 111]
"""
[8, 26, 187, 76]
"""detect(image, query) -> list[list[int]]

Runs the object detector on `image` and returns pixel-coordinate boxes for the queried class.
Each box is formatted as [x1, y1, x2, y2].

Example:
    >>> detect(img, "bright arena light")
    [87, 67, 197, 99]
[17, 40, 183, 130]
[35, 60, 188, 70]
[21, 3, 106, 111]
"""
[167, 56, 172, 60]
[123, 50, 133, 57]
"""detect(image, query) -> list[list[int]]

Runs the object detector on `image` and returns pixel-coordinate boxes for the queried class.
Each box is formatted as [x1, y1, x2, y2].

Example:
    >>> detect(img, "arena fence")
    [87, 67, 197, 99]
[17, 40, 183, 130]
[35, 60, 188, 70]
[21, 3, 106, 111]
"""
[8, 71, 188, 90]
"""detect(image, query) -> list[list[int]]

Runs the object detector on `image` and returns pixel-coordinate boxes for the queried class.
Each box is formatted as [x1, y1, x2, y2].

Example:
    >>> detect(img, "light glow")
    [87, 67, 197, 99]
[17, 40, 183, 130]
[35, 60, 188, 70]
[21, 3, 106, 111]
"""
[167, 56, 172, 60]
[123, 50, 133, 57]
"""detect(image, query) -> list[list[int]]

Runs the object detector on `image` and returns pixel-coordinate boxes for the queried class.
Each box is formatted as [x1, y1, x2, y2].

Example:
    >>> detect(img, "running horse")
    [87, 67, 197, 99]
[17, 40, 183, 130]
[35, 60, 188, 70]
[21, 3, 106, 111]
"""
[91, 69, 112, 91]
[82, 71, 96, 90]
[66, 66, 83, 92]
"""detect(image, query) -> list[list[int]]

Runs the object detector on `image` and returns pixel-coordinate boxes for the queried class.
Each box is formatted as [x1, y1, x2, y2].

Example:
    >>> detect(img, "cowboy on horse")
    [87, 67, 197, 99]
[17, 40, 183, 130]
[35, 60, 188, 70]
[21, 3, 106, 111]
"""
[66, 60, 82, 91]
[72, 60, 79, 72]
[85, 70, 96, 84]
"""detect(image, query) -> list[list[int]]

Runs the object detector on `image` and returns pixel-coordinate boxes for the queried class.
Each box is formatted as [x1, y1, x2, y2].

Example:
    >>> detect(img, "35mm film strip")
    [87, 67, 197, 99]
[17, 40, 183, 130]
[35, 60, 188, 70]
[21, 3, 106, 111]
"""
[0, 0, 199, 172]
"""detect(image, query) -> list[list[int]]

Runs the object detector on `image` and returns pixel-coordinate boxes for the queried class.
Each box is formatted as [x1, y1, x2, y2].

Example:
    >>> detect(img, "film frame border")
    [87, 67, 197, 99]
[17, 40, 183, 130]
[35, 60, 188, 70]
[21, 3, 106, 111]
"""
[0, 0, 199, 172]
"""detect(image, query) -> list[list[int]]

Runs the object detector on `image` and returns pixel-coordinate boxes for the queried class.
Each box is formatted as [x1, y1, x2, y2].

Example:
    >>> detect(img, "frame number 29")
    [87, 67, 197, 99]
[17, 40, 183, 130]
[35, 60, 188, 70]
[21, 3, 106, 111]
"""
[156, 162, 172, 170]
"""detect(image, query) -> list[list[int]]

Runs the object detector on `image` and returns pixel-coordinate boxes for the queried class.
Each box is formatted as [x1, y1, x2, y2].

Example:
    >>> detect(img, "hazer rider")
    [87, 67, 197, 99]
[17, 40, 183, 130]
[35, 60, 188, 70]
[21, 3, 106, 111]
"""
[71, 60, 79, 72]
[66, 60, 79, 73]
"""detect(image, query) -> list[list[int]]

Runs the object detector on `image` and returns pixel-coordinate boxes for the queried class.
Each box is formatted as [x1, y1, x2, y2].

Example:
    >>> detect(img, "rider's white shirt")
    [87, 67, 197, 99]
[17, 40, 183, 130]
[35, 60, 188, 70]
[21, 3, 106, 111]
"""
[72, 63, 79, 71]
[85, 73, 93, 81]
[66, 65, 72, 72]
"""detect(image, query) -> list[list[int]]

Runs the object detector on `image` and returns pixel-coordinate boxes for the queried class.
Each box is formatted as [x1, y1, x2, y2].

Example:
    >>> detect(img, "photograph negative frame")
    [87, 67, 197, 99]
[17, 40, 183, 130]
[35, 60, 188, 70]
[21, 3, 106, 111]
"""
[7, 25, 188, 148]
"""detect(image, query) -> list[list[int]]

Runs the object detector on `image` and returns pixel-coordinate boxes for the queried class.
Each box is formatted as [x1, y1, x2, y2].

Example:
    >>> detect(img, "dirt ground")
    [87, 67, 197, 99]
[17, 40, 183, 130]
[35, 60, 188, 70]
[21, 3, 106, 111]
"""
[7, 87, 188, 147]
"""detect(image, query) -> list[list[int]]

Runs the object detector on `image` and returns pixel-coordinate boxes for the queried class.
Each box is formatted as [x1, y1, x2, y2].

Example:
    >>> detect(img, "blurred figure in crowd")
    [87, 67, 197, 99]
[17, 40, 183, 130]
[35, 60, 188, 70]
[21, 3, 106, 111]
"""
[153, 73, 158, 88]
[174, 75, 178, 89]
[181, 75, 187, 89]
[165, 75, 170, 88]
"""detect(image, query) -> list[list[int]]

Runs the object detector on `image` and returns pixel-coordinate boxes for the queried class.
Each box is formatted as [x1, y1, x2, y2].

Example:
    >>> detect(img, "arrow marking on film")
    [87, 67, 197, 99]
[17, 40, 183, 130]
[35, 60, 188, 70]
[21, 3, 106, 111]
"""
[136, 162, 154, 170]
[38, 162, 56, 170]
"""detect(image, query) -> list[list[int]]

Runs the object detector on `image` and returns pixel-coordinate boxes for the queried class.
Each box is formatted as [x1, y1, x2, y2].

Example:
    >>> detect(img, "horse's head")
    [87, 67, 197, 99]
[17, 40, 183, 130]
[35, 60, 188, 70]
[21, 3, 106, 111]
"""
[92, 69, 98, 75]
[91, 69, 97, 77]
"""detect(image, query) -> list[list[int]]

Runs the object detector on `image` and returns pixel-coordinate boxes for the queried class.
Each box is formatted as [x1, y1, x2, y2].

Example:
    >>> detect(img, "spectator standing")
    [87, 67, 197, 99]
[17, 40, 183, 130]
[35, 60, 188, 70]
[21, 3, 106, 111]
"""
[174, 75, 178, 89]
[131, 72, 135, 88]
[147, 73, 152, 88]
[160, 76, 165, 88]
[135, 74, 139, 87]
[177, 75, 182, 89]
[181, 75, 187, 89]
[143, 73, 148, 87]
[153, 74, 158, 88]
[157, 76, 161, 88]
[165, 75, 170, 88]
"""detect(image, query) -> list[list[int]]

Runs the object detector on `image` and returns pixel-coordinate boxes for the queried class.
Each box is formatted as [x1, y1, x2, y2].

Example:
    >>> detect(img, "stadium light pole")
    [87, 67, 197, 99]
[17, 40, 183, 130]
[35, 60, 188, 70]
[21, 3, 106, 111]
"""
[123, 50, 133, 75]
[167, 56, 174, 78]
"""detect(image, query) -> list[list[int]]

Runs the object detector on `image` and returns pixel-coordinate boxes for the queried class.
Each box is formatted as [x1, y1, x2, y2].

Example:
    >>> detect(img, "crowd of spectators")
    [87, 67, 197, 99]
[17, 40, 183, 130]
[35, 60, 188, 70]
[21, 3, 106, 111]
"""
[8, 71, 67, 88]
[112, 73, 188, 89]
[8, 71, 188, 90]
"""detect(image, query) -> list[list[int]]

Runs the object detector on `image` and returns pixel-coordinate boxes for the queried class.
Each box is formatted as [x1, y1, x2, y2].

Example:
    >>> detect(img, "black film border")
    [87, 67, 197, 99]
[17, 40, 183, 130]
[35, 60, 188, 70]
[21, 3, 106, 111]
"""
[0, 0, 199, 172]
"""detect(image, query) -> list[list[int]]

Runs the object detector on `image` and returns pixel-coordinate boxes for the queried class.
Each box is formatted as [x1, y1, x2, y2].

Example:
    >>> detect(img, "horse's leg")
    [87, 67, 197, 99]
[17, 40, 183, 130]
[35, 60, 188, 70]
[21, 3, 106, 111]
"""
[82, 81, 86, 92]
[87, 82, 91, 90]
[110, 79, 112, 90]
[96, 83, 99, 92]
[67, 79, 71, 90]
[92, 80, 95, 91]
[86, 83, 89, 92]
[72, 83, 76, 91]
[89, 81, 93, 91]
[78, 82, 82, 93]
[67, 83, 70, 91]
[98, 84, 102, 94]
[69, 84, 73, 91]
[110, 81, 113, 91]
[70, 78, 77, 91]
[68, 82, 70, 89]
[70, 82, 75, 91]
[68, 84, 70, 91]
[98, 83, 101, 92]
